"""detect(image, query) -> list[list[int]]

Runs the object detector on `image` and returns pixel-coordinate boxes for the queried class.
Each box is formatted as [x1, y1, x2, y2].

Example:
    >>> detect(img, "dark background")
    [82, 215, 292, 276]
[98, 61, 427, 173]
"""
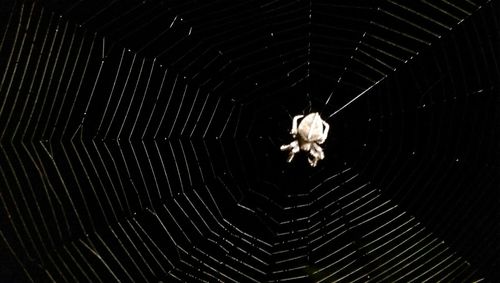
[0, 0, 498, 282]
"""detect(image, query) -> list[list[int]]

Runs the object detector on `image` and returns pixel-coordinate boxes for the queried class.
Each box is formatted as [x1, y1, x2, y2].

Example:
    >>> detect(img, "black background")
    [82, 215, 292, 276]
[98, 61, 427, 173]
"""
[0, 0, 498, 282]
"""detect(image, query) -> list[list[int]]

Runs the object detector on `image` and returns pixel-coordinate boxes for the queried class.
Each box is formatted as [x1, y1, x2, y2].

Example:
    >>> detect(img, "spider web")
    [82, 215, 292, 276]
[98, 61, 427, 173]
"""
[0, 0, 498, 282]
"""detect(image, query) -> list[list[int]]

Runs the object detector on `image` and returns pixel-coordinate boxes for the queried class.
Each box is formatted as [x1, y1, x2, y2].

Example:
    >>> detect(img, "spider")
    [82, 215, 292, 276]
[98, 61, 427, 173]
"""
[280, 112, 330, 167]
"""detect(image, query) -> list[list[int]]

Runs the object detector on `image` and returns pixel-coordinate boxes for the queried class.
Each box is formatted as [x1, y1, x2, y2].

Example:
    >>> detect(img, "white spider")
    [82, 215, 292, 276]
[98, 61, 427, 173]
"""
[280, 112, 330, 167]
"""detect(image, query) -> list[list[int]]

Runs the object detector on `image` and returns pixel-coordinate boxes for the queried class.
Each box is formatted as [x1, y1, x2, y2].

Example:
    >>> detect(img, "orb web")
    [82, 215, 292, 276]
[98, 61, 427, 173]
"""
[0, 0, 498, 282]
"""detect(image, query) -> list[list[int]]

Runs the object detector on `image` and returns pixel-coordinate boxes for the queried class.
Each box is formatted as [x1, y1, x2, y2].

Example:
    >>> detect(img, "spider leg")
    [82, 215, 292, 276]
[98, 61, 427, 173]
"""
[308, 155, 318, 167]
[287, 141, 300, 162]
[308, 147, 317, 167]
[280, 144, 291, 151]
[281, 140, 299, 163]
[312, 143, 325, 160]
[308, 144, 324, 167]
[288, 147, 299, 162]
[318, 120, 330, 144]
[280, 140, 297, 151]
[291, 115, 304, 136]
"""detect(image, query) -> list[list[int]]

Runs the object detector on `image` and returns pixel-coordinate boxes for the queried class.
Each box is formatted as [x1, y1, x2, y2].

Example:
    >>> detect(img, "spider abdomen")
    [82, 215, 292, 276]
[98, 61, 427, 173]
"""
[298, 113, 324, 142]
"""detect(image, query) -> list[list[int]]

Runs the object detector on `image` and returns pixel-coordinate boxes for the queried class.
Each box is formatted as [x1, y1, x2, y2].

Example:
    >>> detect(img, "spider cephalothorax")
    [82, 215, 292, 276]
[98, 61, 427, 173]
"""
[280, 112, 330, 167]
